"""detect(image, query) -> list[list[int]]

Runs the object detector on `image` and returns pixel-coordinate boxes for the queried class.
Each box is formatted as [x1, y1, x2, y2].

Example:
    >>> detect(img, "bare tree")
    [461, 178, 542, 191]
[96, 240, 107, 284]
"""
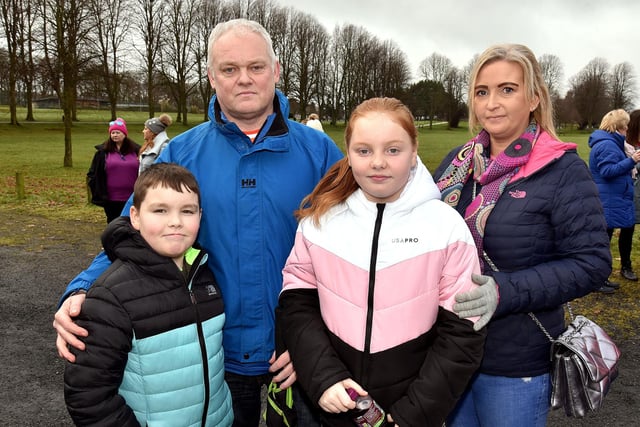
[0, 0, 38, 122]
[610, 62, 636, 110]
[418, 52, 454, 127]
[569, 57, 611, 129]
[462, 54, 478, 90]
[192, 0, 226, 122]
[39, 0, 93, 167]
[313, 34, 331, 120]
[443, 67, 466, 127]
[289, 11, 327, 117]
[325, 25, 346, 124]
[375, 40, 410, 100]
[0, 0, 22, 125]
[133, 0, 167, 118]
[17, 0, 38, 121]
[419, 52, 453, 83]
[0, 49, 8, 102]
[87, 0, 131, 120]
[556, 89, 580, 128]
[538, 53, 564, 99]
[269, 6, 295, 99]
[247, 0, 276, 24]
[538, 54, 564, 127]
[333, 24, 368, 117]
[160, 0, 198, 124]
[225, 0, 249, 18]
[322, 23, 410, 123]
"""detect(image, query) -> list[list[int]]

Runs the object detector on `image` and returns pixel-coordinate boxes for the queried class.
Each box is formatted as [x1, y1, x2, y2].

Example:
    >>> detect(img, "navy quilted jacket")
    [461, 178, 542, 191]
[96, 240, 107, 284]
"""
[434, 131, 611, 377]
[588, 129, 636, 228]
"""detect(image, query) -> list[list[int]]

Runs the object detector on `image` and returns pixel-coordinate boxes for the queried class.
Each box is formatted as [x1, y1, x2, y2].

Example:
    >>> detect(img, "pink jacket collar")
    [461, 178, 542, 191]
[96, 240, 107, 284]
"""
[511, 131, 577, 182]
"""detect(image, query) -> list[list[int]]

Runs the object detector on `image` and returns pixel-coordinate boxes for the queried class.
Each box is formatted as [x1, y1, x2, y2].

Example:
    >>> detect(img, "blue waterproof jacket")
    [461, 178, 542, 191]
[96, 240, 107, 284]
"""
[62, 90, 344, 375]
[588, 129, 636, 228]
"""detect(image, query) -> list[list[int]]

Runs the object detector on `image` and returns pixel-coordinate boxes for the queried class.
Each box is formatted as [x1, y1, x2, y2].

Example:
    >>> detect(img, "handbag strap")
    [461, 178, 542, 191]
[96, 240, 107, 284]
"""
[481, 250, 574, 343]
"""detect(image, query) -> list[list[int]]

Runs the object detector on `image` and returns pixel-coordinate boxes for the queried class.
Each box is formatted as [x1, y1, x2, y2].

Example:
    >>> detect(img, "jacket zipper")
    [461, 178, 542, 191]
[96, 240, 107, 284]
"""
[186, 254, 211, 427]
[361, 203, 386, 386]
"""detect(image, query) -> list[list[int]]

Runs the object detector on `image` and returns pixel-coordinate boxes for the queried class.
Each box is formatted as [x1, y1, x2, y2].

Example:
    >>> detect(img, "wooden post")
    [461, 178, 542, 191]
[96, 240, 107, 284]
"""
[15, 172, 26, 200]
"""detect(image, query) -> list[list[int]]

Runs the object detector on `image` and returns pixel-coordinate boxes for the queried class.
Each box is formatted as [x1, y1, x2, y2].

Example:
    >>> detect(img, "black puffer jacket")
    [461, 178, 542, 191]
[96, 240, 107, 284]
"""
[64, 217, 231, 426]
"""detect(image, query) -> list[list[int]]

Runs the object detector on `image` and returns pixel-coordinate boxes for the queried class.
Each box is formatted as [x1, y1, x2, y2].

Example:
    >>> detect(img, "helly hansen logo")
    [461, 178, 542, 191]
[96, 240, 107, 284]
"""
[509, 190, 526, 199]
[242, 178, 256, 188]
[392, 237, 419, 243]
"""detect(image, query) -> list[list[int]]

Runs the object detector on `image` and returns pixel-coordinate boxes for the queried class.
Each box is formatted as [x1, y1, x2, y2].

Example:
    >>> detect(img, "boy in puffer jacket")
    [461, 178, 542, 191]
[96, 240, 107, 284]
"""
[64, 163, 232, 426]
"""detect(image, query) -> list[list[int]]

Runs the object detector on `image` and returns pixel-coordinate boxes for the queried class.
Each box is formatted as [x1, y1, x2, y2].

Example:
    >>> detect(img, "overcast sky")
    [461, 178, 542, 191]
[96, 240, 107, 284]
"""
[276, 0, 640, 106]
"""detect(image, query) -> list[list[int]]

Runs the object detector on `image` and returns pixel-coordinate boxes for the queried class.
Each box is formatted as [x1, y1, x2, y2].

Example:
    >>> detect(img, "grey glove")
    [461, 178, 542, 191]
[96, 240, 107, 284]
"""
[453, 273, 499, 331]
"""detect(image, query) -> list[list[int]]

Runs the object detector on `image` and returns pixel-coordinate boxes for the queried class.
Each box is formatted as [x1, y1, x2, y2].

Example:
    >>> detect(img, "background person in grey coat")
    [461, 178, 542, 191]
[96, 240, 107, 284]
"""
[139, 113, 172, 174]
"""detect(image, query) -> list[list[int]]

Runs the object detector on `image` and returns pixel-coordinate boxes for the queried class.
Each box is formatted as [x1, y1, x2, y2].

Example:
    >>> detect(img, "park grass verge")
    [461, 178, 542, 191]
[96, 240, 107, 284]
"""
[1, 112, 636, 341]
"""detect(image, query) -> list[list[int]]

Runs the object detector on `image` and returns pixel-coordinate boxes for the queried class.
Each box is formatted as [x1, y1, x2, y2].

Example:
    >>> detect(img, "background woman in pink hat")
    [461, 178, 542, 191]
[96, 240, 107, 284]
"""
[87, 118, 141, 223]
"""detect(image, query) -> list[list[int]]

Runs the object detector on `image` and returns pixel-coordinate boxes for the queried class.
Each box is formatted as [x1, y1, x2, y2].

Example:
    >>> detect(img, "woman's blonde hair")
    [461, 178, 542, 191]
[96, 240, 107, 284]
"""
[468, 43, 557, 139]
[599, 109, 630, 133]
[296, 97, 417, 225]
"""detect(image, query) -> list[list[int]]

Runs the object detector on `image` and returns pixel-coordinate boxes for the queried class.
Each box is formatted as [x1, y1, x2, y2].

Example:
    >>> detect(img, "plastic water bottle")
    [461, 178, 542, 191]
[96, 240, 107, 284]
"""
[346, 388, 387, 427]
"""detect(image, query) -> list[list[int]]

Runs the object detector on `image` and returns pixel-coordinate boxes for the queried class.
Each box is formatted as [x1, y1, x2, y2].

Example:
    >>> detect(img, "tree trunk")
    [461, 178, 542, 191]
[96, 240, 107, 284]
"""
[147, 77, 155, 118]
[25, 79, 35, 121]
[63, 85, 73, 168]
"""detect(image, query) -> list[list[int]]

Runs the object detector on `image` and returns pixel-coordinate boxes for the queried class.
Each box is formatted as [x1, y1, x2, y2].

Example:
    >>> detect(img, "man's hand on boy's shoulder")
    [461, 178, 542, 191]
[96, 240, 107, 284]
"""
[53, 292, 88, 362]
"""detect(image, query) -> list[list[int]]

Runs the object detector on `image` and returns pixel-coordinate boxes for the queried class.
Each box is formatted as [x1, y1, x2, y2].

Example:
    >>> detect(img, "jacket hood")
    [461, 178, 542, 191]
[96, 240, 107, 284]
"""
[588, 129, 625, 149]
[349, 155, 441, 215]
[101, 217, 176, 277]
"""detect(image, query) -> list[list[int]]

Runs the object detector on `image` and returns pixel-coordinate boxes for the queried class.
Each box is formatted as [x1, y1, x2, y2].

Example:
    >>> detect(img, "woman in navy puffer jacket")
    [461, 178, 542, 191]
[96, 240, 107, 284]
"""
[435, 43, 611, 427]
[589, 108, 640, 292]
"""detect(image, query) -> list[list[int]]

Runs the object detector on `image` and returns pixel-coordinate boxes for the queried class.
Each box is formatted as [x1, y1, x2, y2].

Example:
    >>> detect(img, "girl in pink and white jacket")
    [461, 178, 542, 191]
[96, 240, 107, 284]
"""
[277, 97, 487, 427]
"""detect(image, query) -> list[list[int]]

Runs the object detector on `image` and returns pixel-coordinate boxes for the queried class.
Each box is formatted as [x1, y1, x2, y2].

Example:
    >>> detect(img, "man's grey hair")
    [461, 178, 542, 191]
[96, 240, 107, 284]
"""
[207, 18, 278, 72]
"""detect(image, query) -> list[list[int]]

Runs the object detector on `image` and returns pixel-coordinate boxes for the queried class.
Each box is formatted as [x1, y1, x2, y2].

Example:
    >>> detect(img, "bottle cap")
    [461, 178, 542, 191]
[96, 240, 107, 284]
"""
[346, 387, 359, 401]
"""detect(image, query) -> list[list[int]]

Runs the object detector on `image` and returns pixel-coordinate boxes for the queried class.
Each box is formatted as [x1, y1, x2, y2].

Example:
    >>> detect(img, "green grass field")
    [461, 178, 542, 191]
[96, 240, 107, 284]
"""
[2, 107, 639, 339]
[0, 107, 594, 221]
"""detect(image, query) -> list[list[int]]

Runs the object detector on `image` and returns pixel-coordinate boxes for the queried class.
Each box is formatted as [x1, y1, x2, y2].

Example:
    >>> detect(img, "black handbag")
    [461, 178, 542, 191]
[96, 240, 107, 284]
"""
[530, 305, 620, 417]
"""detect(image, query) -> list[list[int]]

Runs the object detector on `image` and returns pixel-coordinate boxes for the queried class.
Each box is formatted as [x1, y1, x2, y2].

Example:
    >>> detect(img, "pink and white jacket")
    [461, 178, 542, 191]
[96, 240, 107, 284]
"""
[278, 157, 486, 427]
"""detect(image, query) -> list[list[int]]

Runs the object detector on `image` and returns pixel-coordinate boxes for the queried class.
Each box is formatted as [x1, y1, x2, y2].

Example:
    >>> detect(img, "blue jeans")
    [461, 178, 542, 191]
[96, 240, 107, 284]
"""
[447, 373, 551, 427]
[225, 371, 320, 427]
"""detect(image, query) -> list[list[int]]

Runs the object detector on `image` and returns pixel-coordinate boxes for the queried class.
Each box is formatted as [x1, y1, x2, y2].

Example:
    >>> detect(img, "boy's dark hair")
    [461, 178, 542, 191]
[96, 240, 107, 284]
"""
[133, 163, 201, 209]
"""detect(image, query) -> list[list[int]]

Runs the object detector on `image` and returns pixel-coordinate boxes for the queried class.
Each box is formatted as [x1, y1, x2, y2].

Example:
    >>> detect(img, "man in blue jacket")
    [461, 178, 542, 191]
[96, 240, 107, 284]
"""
[54, 18, 343, 426]
[55, 18, 498, 426]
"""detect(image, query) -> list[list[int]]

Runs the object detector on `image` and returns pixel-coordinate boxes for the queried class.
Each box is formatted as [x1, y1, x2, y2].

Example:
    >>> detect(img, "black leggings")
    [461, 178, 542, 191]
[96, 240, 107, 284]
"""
[607, 226, 635, 269]
[103, 201, 126, 224]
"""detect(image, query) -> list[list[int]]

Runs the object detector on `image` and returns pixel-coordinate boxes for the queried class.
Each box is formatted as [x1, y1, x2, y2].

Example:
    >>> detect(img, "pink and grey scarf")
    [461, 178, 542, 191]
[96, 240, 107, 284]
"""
[436, 122, 540, 266]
